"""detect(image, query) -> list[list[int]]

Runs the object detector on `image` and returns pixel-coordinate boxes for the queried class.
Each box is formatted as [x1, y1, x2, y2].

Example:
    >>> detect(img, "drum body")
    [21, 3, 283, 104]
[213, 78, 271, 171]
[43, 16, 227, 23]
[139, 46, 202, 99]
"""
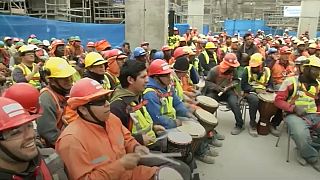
[167, 132, 192, 158]
[154, 166, 183, 180]
[257, 93, 278, 135]
[194, 108, 218, 133]
[177, 121, 206, 153]
[196, 95, 219, 114]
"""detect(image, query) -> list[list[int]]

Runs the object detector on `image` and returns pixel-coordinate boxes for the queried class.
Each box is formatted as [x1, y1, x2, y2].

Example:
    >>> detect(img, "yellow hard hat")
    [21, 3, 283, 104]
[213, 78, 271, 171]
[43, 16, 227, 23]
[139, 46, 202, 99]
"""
[184, 46, 196, 55]
[18, 45, 35, 53]
[249, 53, 263, 67]
[205, 42, 216, 49]
[303, 56, 320, 68]
[308, 43, 317, 49]
[44, 57, 76, 78]
[84, 52, 108, 68]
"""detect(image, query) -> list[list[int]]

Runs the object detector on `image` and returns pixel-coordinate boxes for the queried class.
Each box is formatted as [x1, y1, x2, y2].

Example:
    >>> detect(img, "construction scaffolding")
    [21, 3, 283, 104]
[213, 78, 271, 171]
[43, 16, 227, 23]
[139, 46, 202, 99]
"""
[93, 0, 125, 24]
[0, 0, 27, 15]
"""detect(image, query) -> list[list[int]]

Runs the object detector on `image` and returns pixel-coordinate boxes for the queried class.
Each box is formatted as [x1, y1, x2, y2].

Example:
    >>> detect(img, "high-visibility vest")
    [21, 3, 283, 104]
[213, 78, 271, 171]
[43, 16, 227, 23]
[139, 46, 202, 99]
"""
[14, 63, 41, 89]
[246, 66, 271, 90]
[192, 58, 200, 71]
[102, 75, 111, 89]
[143, 87, 176, 120]
[288, 76, 319, 113]
[201, 50, 217, 65]
[172, 75, 184, 100]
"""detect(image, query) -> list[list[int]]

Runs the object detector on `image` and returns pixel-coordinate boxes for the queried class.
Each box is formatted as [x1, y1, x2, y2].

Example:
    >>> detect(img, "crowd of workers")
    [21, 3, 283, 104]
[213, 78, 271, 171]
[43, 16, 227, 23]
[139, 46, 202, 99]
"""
[0, 26, 320, 179]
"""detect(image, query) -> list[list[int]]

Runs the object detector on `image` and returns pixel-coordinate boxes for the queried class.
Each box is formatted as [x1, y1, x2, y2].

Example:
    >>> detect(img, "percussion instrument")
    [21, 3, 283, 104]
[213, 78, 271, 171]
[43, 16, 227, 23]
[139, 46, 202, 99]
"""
[195, 78, 205, 90]
[177, 121, 206, 153]
[257, 92, 279, 135]
[196, 95, 219, 114]
[154, 166, 183, 180]
[167, 131, 192, 158]
[194, 108, 218, 133]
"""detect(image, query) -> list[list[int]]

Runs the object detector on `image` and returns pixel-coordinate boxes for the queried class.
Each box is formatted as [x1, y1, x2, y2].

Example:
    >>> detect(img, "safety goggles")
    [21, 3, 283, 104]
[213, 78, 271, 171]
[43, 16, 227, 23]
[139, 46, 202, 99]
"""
[0, 122, 34, 141]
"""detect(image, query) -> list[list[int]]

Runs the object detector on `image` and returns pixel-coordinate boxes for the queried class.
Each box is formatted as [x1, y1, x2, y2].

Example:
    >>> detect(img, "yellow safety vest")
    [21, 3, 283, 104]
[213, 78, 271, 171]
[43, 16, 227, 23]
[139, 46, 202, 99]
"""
[193, 58, 200, 71]
[289, 76, 319, 113]
[103, 75, 111, 89]
[202, 50, 217, 65]
[246, 66, 271, 90]
[14, 63, 41, 89]
[143, 87, 176, 120]
[172, 75, 184, 100]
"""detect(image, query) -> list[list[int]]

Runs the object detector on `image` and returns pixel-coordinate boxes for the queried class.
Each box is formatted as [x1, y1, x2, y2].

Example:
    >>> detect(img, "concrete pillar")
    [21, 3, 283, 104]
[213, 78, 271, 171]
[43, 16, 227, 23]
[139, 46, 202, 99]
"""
[125, 0, 168, 49]
[298, 0, 320, 38]
[187, 0, 204, 34]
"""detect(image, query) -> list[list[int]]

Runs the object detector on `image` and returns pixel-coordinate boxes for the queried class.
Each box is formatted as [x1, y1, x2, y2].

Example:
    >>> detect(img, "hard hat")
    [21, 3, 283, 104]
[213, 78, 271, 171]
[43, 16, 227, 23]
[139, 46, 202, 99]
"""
[254, 38, 261, 45]
[95, 40, 111, 52]
[303, 56, 320, 68]
[184, 46, 196, 55]
[231, 38, 238, 43]
[13, 37, 20, 42]
[308, 40, 315, 44]
[86, 41, 95, 47]
[0, 97, 41, 132]
[133, 47, 146, 58]
[18, 45, 35, 53]
[295, 56, 308, 65]
[15, 42, 24, 48]
[44, 57, 76, 78]
[85, 52, 108, 68]
[285, 29, 289, 32]
[179, 37, 186, 42]
[3, 36, 12, 41]
[153, 51, 164, 60]
[267, 47, 278, 54]
[140, 41, 149, 46]
[42, 40, 50, 46]
[161, 45, 171, 51]
[148, 59, 173, 76]
[0, 41, 4, 48]
[205, 42, 217, 49]
[173, 46, 188, 59]
[2, 83, 41, 114]
[308, 43, 317, 49]
[279, 46, 292, 54]
[51, 39, 65, 47]
[29, 38, 39, 45]
[174, 27, 178, 31]
[173, 57, 189, 72]
[67, 78, 113, 110]
[103, 49, 127, 60]
[223, 53, 240, 67]
[249, 53, 263, 67]
[297, 41, 305, 46]
[29, 34, 37, 38]
[73, 36, 81, 42]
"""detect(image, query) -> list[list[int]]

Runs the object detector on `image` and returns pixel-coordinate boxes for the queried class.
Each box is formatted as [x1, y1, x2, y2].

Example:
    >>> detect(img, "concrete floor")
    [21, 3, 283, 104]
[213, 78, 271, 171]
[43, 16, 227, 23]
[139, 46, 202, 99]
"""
[195, 110, 320, 180]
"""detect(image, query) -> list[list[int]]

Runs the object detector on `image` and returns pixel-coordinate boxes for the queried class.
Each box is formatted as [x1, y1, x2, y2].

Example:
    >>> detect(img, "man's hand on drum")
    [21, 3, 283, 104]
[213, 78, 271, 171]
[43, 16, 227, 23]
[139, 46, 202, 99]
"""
[255, 89, 267, 94]
[134, 145, 150, 155]
[153, 125, 166, 135]
[142, 134, 156, 145]
[294, 106, 307, 116]
[119, 153, 141, 170]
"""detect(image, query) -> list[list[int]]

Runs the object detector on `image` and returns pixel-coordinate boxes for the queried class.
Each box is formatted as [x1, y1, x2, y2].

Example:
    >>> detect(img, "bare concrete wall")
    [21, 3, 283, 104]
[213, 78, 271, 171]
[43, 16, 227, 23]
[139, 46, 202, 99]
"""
[187, 0, 204, 33]
[297, 0, 320, 38]
[125, 0, 168, 49]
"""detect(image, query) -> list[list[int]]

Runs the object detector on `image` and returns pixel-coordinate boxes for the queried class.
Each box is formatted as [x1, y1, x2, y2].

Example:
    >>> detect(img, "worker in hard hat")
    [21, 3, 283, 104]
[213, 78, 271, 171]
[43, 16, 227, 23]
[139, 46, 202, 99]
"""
[198, 42, 218, 76]
[161, 45, 174, 64]
[12, 45, 42, 89]
[315, 44, 320, 58]
[294, 56, 309, 75]
[132, 47, 148, 64]
[86, 41, 95, 53]
[37, 57, 76, 147]
[49, 39, 65, 58]
[274, 56, 320, 172]
[168, 27, 180, 49]
[294, 41, 309, 59]
[84, 52, 110, 89]
[0, 40, 10, 67]
[307, 43, 317, 56]
[95, 39, 111, 52]
[178, 37, 187, 47]
[64, 36, 84, 62]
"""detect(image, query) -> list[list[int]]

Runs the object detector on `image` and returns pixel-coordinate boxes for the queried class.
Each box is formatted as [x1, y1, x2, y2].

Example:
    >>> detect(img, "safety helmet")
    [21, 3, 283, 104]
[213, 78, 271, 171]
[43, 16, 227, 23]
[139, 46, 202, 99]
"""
[173, 47, 188, 59]
[148, 59, 173, 76]
[18, 45, 35, 54]
[0, 97, 41, 132]
[161, 45, 171, 51]
[67, 78, 113, 110]
[295, 56, 308, 65]
[303, 56, 320, 68]
[15, 42, 24, 49]
[140, 41, 149, 46]
[223, 53, 240, 67]
[173, 27, 178, 31]
[184, 46, 196, 56]
[13, 37, 20, 42]
[86, 41, 95, 47]
[267, 47, 278, 54]
[44, 57, 76, 78]
[308, 43, 317, 49]
[29, 34, 37, 39]
[85, 52, 107, 68]
[179, 37, 186, 42]
[205, 42, 217, 49]
[249, 53, 263, 67]
[3, 36, 12, 42]
[133, 47, 147, 58]
[42, 40, 50, 46]
[153, 51, 164, 60]
[102, 49, 127, 60]
[73, 36, 81, 42]
[95, 40, 111, 52]
[51, 39, 65, 47]
[2, 83, 41, 114]
[297, 41, 305, 46]
[279, 46, 292, 54]
[0, 41, 4, 48]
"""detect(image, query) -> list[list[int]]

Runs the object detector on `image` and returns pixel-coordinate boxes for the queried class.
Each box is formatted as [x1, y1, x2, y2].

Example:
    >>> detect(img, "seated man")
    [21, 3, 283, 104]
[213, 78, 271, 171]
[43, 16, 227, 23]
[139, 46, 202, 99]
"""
[274, 56, 320, 172]
[202, 53, 243, 135]
[56, 78, 189, 179]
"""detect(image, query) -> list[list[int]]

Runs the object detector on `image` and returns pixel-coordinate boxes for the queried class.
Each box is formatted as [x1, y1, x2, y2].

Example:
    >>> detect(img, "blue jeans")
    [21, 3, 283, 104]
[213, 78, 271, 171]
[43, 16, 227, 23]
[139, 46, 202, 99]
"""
[286, 114, 320, 163]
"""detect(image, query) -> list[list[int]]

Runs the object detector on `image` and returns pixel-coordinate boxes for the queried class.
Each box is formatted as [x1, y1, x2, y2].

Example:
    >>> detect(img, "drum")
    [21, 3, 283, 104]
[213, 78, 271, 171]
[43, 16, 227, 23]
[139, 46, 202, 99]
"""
[257, 93, 278, 135]
[177, 121, 206, 153]
[196, 95, 219, 114]
[167, 131, 192, 158]
[154, 166, 183, 180]
[194, 108, 218, 133]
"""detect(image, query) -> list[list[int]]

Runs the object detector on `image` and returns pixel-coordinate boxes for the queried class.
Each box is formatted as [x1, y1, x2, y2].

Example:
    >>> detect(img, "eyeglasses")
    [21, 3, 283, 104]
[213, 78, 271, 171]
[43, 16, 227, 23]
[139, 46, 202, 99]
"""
[87, 96, 108, 106]
[0, 122, 34, 141]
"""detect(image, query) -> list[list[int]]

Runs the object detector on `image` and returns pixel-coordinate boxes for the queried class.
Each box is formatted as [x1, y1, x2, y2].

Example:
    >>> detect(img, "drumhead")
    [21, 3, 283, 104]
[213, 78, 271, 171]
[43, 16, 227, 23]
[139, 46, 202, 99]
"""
[257, 93, 276, 103]
[196, 96, 218, 107]
[177, 121, 206, 138]
[195, 108, 218, 125]
[167, 131, 192, 145]
[195, 79, 205, 88]
[157, 167, 183, 180]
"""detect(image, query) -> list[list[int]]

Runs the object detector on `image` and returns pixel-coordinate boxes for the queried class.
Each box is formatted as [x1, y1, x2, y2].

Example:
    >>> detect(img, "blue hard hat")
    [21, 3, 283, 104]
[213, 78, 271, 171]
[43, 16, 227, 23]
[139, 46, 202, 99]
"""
[133, 47, 146, 58]
[153, 51, 164, 60]
[268, 47, 278, 54]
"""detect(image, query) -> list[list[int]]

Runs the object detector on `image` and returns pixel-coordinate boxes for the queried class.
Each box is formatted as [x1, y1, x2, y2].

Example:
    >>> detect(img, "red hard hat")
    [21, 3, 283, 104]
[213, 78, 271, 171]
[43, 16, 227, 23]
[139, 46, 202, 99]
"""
[102, 49, 127, 60]
[51, 39, 65, 47]
[148, 59, 173, 76]
[280, 46, 292, 54]
[173, 47, 188, 59]
[68, 78, 113, 109]
[86, 41, 95, 47]
[0, 97, 41, 132]
[2, 83, 42, 114]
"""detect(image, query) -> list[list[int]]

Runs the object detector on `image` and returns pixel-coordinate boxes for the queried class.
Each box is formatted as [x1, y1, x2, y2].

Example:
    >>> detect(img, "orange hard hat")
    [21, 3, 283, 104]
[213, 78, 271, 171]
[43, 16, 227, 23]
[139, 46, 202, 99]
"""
[2, 83, 42, 114]
[95, 40, 111, 52]
[102, 49, 127, 60]
[173, 47, 188, 59]
[51, 39, 65, 47]
[279, 46, 292, 54]
[148, 59, 173, 76]
[223, 53, 240, 67]
[68, 78, 113, 110]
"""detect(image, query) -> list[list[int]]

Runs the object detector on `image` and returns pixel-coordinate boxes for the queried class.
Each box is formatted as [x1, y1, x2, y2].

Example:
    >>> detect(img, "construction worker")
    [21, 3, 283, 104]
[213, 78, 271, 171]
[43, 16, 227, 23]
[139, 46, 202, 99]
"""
[55, 78, 160, 179]
[3, 36, 13, 49]
[315, 44, 320, 58]
[95, 39, 111, 52]
[0, 40, 10, 67]
[294, 41, 309, 59]
[171, 46, 189, 65]
[103, 49, 128, 90]
[241, 53, 274, 137]
[64, 36, 84, 62]
[12, 45, 42, 89]
[0, 97, 67, 179]
[198, 42, 218, 76]
[141, 41, 150, 53]
[143, 59, 217, 164]
[49, 39, 65, 58]
[274, 56, 320, 172]
[86, 41, 95, 53]
[307, 43, 317, 56]
[84, 52, 110, 89]
[37, 57, 76, 147]
[132, 47, 148, 64]
[265, 47, 279, 67]
[179, 37, 187, 47]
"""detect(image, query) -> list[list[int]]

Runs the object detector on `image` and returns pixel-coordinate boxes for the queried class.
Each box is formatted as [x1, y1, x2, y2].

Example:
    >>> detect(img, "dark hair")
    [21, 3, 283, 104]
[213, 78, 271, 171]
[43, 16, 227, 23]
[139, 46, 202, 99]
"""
[243, 33, 252, 40]
[119, 60, 146, 88]
[173, 57, 189, 71]
[122, 42, 130, 47]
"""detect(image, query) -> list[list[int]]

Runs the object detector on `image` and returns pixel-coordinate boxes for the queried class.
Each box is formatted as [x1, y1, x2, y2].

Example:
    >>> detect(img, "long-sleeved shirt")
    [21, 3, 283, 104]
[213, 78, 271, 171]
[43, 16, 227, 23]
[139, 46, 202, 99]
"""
[241, 67, 273, 93]
[236, 44, 258, 66]
[198, 50, 217, 76]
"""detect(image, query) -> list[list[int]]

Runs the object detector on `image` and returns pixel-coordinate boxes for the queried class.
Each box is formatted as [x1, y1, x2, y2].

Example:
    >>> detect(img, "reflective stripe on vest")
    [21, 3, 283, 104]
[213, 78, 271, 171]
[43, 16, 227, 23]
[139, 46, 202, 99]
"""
[143, 87, 176, 119]
[246, 66, 271, 90]
[288, 76, 319, 113]
[103, 75, 111, 89]
[14, 63, 41, 89]
[202, 50, 217, 65]
[172, 75, 184, 100]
